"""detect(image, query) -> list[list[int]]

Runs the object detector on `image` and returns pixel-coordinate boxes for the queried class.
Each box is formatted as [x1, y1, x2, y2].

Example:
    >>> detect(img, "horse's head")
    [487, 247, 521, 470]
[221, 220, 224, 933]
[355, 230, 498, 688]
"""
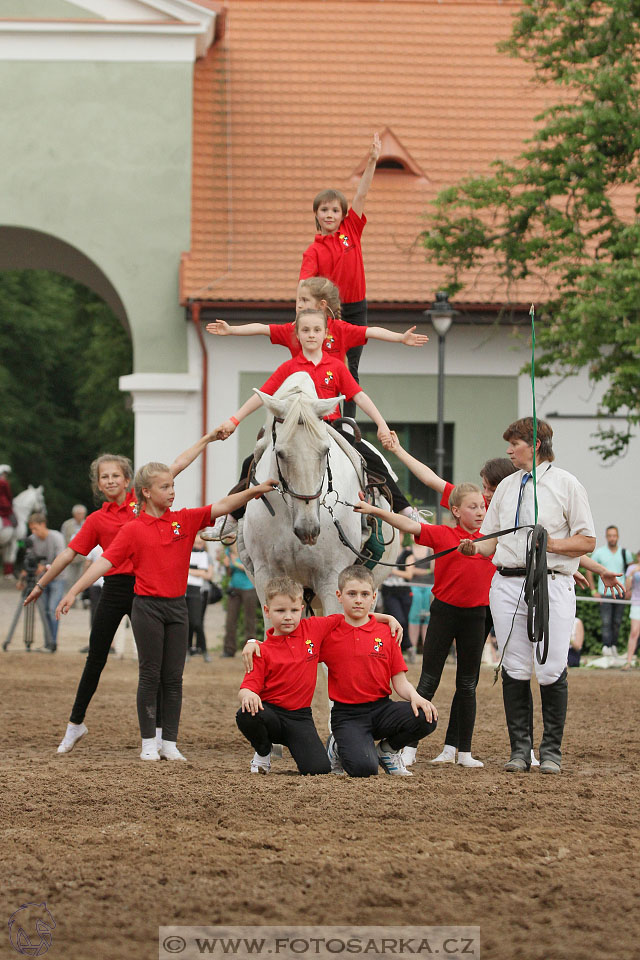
[254, 385, 341, 546]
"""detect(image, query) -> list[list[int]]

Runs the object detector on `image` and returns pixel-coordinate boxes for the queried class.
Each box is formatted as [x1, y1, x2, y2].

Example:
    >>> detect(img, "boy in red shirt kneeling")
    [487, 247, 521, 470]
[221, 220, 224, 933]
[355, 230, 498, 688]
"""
[237, 576, 402, 776]
[324, 566, 437, 778]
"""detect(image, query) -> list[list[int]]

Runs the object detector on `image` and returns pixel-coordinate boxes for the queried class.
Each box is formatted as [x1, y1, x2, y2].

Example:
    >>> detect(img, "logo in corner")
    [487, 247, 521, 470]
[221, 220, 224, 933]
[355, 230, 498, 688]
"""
[8, 902, 56, 956]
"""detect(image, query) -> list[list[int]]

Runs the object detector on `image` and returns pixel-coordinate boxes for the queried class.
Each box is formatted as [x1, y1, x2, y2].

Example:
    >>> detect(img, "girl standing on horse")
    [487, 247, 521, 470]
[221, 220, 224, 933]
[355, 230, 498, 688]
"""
[213, 308, 416, 525]
[24, 433, 220, 755]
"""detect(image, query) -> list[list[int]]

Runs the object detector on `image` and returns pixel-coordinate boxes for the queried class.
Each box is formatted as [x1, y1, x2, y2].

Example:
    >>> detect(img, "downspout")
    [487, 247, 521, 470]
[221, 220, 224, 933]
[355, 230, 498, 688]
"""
[190, 301, 208, 504]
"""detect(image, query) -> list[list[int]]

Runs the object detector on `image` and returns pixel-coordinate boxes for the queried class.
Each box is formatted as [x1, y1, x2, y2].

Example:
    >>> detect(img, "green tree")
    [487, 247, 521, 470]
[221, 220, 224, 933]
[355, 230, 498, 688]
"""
[0, 270, 133, 526]
[421, 0, 640, 457]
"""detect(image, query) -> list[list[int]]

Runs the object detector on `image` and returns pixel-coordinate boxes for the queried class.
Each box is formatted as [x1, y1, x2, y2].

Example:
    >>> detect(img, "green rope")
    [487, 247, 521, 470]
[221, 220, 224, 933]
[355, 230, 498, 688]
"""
[529, 303, 539, 524]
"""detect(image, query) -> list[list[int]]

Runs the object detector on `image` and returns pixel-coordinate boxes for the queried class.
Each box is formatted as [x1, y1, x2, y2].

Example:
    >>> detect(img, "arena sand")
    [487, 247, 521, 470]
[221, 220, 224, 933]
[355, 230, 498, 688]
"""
[1, 588, 639, 960]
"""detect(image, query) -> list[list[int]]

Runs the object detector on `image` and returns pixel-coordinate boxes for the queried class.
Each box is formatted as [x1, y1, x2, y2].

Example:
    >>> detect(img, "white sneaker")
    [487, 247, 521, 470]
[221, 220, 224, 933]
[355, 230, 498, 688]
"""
[602, 645, 612, 656]
[201, 514, 237, 542]
[401, 746, 417, 766]
[158, 741, 188, 761]
[431, 747, 456, 764]
[250, 751, 271, 774]
[611, 645, 619, 657]
[57, 722, 88, 754]
[530, 750, 540, 767]
[326, 735, 345, 775]
[457, 752, 484, 768]
[140, 741, 161, 761]
[376, 739, 412, 776]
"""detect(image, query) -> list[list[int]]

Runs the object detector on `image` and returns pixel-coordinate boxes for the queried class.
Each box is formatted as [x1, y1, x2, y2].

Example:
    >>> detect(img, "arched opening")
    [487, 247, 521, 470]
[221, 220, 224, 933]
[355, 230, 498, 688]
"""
[0, 227, 133, 527]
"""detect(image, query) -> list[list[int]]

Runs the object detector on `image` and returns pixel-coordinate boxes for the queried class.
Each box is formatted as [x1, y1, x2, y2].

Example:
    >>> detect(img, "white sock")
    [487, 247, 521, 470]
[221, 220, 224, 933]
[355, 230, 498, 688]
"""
[530, 750, 540, 767]
[141, 737, 157, 751]
[401, 746, 417, 765]
[431, 744, 456, 763]
[156, 727, 162, 744]
[457, 751, 484, 768]
[162, 739, 177, 750]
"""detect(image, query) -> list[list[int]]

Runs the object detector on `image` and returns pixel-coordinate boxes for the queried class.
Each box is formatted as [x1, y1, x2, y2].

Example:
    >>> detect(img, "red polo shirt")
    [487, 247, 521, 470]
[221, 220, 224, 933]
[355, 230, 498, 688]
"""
[269, 316, 367, 364]
[102, 505, 212, 597]
[299, 210, 367, 303]
[240, 615, 342, 711]
[414, 523, 494, 608]
[320, 616, 407, 704]
[260, 351, 360, 420]
[68, 495, 138, 576]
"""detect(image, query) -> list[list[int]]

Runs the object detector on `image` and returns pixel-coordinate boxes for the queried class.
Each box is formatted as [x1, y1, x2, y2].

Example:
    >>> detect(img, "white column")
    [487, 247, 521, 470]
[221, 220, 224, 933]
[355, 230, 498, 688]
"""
[119, 372, 202, 508]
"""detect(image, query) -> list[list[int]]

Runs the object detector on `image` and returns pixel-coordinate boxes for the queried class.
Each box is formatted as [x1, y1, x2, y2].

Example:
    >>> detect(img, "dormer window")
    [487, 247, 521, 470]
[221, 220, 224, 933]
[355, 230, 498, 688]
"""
[352, 126, 428, 181]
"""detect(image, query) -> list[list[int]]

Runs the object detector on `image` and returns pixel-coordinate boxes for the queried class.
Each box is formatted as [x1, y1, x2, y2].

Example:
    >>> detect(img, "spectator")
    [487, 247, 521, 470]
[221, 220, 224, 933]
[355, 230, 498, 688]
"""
[406, 543, 433, 659]
[586, 526, 632, 655]
[222, 543, 258, 657]
[186, 536, 213, 662]
[61, 505, 87, 599]
[23, 512, 66, 651]
[624, 552, 640, 670]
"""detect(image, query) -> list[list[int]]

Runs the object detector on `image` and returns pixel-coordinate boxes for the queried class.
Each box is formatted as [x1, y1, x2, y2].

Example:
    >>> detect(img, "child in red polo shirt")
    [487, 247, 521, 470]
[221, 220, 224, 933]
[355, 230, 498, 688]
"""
[25, 433, 221, 757]
[213, 308, 412, 538]
[321, 565, 437, 778]
[355, 485, 493, 769]
[238, 576, 404, 775]
[206, 276, 429, 366]
[57, 461, 277, 763]
[299, 134, 381, 416]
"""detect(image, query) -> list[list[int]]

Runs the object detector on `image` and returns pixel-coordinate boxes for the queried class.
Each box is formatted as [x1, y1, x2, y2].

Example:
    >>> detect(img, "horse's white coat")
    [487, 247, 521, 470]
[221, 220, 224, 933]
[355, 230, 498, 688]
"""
[238, 375, 399, 623]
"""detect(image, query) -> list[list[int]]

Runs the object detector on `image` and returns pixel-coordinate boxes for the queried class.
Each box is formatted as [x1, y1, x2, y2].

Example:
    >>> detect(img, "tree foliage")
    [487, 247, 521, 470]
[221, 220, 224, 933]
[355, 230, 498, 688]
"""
[421, 0, 640, 457]
[0, 271, 133, 527]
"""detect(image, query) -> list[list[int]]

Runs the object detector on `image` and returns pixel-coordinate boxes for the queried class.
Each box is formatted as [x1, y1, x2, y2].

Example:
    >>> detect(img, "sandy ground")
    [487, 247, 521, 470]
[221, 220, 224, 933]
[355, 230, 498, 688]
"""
[1, 579, 639, 960]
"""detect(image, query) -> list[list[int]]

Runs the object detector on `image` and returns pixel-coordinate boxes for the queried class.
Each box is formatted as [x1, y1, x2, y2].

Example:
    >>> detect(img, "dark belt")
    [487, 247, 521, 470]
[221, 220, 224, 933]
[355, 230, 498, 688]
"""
[498, 567, 565, 577]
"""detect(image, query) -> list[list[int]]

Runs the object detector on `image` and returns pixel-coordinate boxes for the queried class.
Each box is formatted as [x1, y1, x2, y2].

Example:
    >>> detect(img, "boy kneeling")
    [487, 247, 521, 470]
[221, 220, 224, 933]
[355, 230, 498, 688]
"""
[237, 576, 401, 775]
[241, 568, 437, 778]
[324, 566, 437, 777]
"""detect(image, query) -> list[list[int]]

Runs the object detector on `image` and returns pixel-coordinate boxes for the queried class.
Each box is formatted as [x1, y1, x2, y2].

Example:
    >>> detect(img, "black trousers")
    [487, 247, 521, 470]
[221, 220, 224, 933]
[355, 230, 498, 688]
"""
[236, 702, 330, 775]
[442, 604, 491, 748]
[341, 298, 367, 418]
[70, 574, 135, 725]
[600, 597, 625, 648]
[331, 696, 437, 778]
[414, 597, 487, 753]
[381, 586, 413, 652]
[185, 584, 207, 652]
[130, 596, 188, 741]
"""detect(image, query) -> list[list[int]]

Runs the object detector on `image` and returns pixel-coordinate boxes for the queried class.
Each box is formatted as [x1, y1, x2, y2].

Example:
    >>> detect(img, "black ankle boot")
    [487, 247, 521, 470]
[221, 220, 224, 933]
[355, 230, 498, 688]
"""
[502, 668, 532, 770]
[539, 668, 568, 772]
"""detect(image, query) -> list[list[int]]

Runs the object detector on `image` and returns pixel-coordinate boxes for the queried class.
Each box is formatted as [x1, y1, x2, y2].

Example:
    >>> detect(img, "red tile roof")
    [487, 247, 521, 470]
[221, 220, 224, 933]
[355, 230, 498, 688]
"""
[180, 1, 579, 307]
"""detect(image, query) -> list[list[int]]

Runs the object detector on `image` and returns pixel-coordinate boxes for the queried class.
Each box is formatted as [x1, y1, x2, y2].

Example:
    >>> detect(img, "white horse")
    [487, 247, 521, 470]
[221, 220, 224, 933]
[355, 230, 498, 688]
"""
[0, 485, 46, 568]
[238, 374, 399, 616]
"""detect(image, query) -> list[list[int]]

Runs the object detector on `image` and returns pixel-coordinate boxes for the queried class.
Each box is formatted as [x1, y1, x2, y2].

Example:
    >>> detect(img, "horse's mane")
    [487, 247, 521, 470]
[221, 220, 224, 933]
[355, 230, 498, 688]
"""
[277, 389, 328, 448]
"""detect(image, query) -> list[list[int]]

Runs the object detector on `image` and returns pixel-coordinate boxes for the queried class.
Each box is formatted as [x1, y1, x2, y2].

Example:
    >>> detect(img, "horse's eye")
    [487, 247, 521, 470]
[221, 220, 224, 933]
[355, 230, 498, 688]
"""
[276, 450, 285, 460]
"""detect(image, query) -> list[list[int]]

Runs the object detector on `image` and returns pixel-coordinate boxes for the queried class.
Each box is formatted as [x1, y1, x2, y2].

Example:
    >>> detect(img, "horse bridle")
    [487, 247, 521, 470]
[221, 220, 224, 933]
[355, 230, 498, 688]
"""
[269, 416, 331, 504]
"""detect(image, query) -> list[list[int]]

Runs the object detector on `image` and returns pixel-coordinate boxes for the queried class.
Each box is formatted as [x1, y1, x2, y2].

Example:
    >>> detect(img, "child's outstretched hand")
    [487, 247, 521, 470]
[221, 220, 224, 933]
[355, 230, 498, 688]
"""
[353, 491, 378, 516]
[381, 430, 400, 453]
[242, 639, 262, 672]
[252, 479, 279, 498]
[370, 131, 382, 163]
[377, 424, 391, 446]
[56, 592, 75, 619]
[206, 319, 230, 336]
[401, 326, 430, 347]
[216, 419, 237, 439]
[239, 689, 263, 716]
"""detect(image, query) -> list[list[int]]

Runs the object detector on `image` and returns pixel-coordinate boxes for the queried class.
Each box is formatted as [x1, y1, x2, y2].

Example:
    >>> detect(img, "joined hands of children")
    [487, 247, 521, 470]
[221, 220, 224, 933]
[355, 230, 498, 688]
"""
[376, 425, 392, 446]
[381, 430, 400, 453]
[216, 419, 238, 440]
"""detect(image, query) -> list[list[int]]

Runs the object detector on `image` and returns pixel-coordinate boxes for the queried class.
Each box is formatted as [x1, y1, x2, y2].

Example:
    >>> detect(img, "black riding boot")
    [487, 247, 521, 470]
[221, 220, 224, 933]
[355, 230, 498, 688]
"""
[502, 668, 532, 772]
[539, 668, 568, 773]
